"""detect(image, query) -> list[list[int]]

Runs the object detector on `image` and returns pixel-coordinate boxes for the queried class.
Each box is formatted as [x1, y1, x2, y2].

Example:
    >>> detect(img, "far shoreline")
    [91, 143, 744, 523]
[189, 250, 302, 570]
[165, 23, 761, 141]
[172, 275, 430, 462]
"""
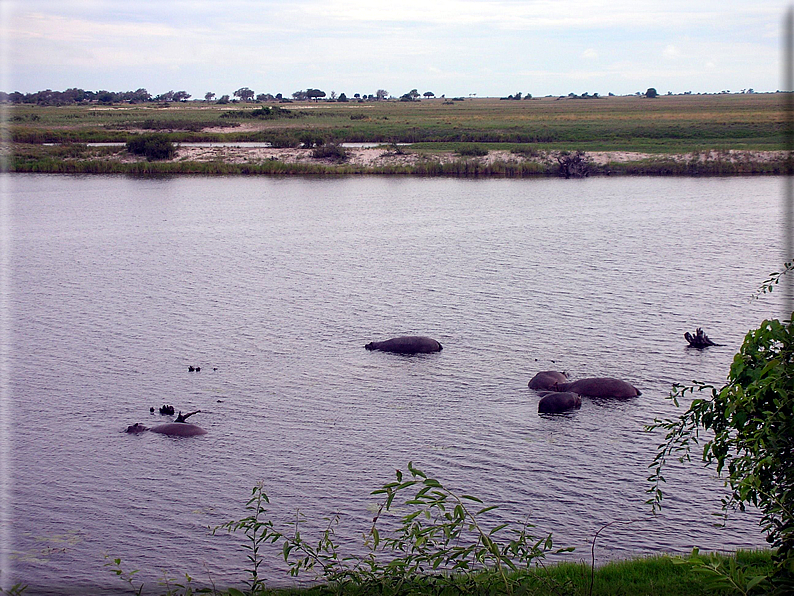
[4, 94, 788, 176]
[5, 145, 789, 177]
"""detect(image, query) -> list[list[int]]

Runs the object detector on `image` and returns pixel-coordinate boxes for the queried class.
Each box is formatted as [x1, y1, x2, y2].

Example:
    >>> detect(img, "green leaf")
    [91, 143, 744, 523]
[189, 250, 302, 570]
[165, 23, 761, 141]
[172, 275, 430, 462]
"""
[745, 574, 767, 590]
[476, 505, 499, 515]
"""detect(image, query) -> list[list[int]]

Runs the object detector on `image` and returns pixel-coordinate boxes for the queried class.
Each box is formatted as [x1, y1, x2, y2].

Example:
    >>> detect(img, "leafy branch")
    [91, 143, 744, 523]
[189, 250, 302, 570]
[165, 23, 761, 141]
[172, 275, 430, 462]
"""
[215, 463, 570, 595]
[754, 259, 794, 299]
[646, 308, 794, 592]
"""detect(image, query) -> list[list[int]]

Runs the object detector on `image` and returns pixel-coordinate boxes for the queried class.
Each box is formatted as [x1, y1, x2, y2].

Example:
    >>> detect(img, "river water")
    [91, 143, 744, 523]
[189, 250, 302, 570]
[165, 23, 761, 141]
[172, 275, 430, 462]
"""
[3, 174, 788, 594]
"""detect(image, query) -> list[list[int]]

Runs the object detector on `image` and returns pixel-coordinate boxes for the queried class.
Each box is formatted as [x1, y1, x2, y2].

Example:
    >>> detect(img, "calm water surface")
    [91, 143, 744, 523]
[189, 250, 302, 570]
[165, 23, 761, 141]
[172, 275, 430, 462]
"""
[5, 174, 787, 593]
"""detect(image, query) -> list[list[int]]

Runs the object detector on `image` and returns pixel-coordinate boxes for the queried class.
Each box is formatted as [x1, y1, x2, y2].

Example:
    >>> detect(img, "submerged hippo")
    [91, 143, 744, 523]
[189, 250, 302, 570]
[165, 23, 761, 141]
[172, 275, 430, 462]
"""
[537, 391, 582, 414]
[528, 370, 568, 391]
[553, 377, 641, 398]
[150, 423, 207, 437]
[125, 410, 206, 437]
[365, 336, 443, 354]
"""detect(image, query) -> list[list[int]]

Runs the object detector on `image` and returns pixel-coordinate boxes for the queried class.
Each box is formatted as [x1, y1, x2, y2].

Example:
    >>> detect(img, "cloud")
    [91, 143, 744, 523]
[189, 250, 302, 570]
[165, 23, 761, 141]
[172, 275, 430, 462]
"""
[4, 0, 789, 97]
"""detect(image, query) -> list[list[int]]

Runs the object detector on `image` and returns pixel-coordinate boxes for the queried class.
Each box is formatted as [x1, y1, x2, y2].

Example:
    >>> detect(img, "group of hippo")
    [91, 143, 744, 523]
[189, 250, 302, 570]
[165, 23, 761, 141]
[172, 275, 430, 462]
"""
[365, 335, 640, 415]
[128, 335, 638, 436]
[528, 370, 641, 413]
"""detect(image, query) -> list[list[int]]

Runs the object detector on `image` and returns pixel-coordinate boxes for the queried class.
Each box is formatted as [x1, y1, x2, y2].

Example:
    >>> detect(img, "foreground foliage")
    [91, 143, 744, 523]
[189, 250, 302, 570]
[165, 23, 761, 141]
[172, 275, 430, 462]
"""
[647, 261, 794, 593]
[98, 460, 779, 595]
[215, 462, 569, 596]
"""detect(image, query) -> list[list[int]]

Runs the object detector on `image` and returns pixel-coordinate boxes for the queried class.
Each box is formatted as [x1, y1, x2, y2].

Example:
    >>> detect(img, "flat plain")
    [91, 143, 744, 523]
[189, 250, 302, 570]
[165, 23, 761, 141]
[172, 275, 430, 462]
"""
[4, 93, 789, 175]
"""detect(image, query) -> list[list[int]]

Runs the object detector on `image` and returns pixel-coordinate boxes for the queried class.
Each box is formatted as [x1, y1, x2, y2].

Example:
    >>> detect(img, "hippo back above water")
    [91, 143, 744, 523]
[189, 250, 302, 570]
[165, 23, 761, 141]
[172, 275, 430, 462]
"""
[365, 336, 443, 354]
[537, 391, 582, 413]
[554, 377, 641, 398]
[150, 423, 207, 437]
[528, 370, 568, 391]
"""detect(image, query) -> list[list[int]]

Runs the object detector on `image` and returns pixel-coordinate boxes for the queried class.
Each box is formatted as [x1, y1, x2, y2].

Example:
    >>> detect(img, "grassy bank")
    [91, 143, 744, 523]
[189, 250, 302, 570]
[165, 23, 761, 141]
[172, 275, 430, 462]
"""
[3, 94, 788, 176]
[6, 142, 787, 177]
[101, 550, 773, 596]
[3, 93, 786, 151]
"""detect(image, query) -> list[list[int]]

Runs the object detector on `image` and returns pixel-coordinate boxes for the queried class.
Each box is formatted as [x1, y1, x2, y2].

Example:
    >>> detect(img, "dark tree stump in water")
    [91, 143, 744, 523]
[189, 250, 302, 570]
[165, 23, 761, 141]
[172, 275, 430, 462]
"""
[685, 328, 720, 348]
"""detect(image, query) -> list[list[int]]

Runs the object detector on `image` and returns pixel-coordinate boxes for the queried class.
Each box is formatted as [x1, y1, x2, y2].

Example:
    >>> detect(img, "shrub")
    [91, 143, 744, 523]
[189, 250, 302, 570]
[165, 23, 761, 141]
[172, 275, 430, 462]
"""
[648, 261, 794, 591]
[510, 146, 540, 158]
[311, 143, 348, 162]
[300, 133, 325, 148]
[456, 145, 489, 157]
[125, 134, 175, 161]
[268, 134, 299, 148]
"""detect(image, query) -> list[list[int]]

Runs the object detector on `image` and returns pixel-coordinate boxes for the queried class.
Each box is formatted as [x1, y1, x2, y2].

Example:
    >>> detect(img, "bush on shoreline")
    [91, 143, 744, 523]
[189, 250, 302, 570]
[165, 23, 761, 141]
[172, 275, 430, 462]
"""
[125, 133, 176, 161]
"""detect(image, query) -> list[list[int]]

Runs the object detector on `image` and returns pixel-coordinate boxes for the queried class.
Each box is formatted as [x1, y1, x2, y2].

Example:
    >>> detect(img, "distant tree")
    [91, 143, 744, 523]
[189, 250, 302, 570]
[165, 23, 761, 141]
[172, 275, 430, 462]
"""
[645, 87, 658, 98]
[155, 90, 175, 102]
[130, 88, 151, 103]
[338, 93, 348, 102]
[217, 94, 230, 104]
[97, 90, 115, 104]
[205, 92, 216, 102]
[354, 93, 361, 99]
[172, 91, 191, 102]
[423, 91, 435, 98]
[306, 88, 326, 101]
[63, 87, 89, 103]
[292, 90, 308, 101]
[524, 93, 533, 99]
[234, 87, 255, 101]
[376, 89, 388, 101]
[330, 91, 337, 100]
[275, 93, 283, 100]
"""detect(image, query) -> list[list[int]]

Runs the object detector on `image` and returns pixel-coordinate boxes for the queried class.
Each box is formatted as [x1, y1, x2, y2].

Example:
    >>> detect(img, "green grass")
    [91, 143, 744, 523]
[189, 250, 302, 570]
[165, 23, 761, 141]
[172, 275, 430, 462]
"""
[106, 550, 773, 596]
[3, 94, 787, 176]
[3, 94, 786, 152]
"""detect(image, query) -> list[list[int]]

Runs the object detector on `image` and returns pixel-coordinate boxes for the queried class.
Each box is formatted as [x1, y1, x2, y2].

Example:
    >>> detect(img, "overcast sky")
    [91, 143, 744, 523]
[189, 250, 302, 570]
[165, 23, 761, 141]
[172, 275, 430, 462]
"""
[1, 1, 791, 99]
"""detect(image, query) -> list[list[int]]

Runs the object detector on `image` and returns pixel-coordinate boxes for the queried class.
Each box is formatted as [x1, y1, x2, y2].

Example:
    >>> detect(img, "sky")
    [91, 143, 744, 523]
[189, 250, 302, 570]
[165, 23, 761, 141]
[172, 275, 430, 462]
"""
[1, 0, 792, 99]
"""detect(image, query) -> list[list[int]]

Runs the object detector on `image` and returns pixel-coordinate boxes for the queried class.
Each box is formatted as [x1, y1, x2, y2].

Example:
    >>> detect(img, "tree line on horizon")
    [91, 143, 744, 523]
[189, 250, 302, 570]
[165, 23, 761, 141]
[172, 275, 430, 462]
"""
[0, 87, 445, 106]
[0, 86, 771, 107]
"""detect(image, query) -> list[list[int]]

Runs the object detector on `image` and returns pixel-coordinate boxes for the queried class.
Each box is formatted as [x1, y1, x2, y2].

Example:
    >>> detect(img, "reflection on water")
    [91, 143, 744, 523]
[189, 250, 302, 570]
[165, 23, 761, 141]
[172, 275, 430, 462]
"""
[7, 173, 785, 592]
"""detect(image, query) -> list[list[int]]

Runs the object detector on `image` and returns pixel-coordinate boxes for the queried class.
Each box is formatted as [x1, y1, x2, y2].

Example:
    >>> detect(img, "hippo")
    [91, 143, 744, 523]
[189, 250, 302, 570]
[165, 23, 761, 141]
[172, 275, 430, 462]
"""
[553, 377, 641, 398]
[365, 336, 443, 354]
[125, 409, 206, 437]
[528, 370, 568, 391]
[537, 391, 582, 414]
[149, 423, 207, 437]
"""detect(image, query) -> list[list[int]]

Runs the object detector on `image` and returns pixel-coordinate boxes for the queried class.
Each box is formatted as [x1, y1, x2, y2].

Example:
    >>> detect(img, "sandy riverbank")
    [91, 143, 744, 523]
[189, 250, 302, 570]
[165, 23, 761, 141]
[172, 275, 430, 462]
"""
[166, 146, 787, 169]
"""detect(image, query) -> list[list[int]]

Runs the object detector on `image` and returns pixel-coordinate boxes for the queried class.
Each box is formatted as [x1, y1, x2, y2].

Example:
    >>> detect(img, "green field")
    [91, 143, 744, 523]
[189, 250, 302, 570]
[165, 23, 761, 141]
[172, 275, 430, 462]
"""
[3, 94, 789, 176]
[4, 93, 786, 151]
